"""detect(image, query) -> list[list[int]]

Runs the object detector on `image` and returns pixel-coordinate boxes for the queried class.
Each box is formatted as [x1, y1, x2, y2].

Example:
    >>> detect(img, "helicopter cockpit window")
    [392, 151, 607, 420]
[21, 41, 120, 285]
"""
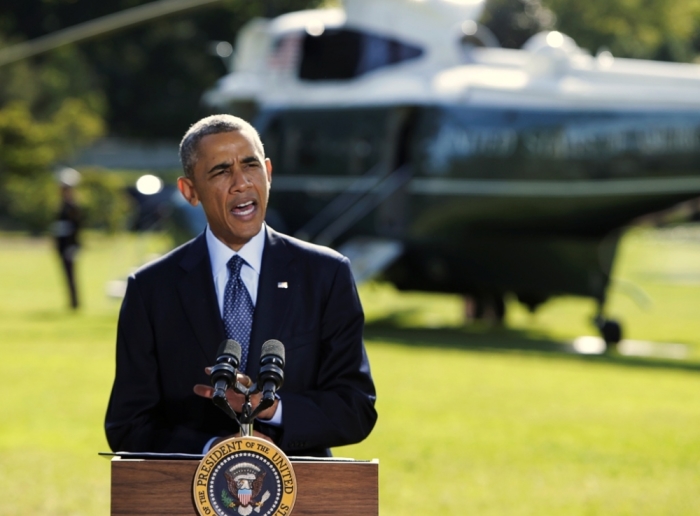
[299, 28, 423, 81]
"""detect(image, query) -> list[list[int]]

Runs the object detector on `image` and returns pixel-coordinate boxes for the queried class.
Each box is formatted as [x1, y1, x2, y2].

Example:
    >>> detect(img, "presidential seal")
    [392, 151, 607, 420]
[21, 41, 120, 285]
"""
[193, 436, 296, 516]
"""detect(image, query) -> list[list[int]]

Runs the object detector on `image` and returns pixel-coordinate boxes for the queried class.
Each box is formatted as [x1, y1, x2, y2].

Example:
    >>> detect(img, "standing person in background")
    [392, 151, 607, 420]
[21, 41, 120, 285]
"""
[53, 168, 82, 310]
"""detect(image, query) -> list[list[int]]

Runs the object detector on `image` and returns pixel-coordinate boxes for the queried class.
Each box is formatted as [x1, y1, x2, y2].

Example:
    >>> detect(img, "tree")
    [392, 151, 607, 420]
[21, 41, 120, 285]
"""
[0, 32, 105, 232]
[0, 98, 105, 232]
[481, 0, 700, 62]
[0, 1, 323, 231]
[481, 0, 556, 49]
[542, 0, 700, 61]
[1, 0, 325, 139]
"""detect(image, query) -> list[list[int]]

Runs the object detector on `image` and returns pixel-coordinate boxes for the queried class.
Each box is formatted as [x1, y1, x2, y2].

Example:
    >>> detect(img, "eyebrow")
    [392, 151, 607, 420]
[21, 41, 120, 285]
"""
[207, 161, 232, 175]
[241, 156, 261, 165]
[206, 156, 261, 175]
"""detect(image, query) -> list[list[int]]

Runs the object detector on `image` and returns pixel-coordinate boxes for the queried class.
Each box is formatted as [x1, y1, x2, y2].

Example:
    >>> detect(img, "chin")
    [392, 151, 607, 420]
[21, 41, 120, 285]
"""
[230, 221, 263, 240]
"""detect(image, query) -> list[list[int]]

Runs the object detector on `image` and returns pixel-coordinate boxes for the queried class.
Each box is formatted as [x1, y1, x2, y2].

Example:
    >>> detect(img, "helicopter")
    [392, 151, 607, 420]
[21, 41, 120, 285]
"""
[201, 0, 700, 347]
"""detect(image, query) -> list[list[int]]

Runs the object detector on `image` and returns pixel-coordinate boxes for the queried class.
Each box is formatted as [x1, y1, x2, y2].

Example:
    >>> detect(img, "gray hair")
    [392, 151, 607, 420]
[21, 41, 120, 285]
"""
[179, 114, 265, 178]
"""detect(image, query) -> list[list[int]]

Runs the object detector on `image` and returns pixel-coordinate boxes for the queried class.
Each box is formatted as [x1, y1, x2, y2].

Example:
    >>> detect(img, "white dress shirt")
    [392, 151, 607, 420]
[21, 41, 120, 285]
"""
[203, 224, 282, 452]
[206, 224, 265, 313]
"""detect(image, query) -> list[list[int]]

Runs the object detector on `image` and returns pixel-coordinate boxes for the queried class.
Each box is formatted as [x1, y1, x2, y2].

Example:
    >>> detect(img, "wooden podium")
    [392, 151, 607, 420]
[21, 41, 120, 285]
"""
[110, 456, 378, 515]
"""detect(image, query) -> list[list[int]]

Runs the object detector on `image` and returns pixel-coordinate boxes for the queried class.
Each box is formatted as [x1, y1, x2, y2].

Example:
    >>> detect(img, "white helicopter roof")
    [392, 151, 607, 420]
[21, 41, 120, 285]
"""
[203, 0, 700, 112]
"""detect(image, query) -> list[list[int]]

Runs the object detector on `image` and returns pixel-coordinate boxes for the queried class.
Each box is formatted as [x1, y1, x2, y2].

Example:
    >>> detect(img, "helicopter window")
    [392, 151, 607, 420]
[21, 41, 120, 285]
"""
[299, 28, 423, 81]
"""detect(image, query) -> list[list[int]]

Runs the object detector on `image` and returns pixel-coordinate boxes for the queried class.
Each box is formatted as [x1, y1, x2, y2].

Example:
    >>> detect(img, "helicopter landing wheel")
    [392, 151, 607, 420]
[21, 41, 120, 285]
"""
[467, 293, 505, 325]
[597, 318, 623, 351]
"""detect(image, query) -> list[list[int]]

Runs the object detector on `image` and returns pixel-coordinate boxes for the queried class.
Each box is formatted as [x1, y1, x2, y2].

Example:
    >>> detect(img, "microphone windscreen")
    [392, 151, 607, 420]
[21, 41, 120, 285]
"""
[218, 339, 242, 361]
[261, 339, 285, 363]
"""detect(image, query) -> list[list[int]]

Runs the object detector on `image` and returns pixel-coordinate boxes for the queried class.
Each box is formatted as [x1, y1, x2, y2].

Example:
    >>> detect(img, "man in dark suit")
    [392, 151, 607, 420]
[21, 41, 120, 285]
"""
[105, 115, 377, 456]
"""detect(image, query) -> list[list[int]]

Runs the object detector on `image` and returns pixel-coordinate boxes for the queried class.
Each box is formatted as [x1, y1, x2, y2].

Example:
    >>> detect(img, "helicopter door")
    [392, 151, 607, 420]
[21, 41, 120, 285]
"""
[375, 107, 419, 238]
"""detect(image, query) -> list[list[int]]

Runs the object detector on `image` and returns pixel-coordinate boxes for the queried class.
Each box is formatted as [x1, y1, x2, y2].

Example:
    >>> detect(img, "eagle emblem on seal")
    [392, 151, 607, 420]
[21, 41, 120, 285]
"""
[221, 462, 270, 515]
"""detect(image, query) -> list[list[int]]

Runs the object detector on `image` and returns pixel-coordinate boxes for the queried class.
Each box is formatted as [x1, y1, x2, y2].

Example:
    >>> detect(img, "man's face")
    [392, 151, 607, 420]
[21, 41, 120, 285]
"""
[177, 130, 272, 251]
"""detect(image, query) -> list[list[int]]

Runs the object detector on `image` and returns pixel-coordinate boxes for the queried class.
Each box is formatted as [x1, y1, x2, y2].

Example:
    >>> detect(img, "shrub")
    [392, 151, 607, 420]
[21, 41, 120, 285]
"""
[77, 169, 132, 233]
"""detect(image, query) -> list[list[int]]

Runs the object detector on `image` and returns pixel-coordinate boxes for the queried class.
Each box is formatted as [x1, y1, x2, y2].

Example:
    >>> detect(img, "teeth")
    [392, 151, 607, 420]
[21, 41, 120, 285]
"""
[231, 201, 255, 217]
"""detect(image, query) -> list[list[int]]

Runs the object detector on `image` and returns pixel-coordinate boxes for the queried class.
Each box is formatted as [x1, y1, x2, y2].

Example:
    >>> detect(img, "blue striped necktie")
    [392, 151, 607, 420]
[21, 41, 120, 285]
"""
[223, 255, 254, 373]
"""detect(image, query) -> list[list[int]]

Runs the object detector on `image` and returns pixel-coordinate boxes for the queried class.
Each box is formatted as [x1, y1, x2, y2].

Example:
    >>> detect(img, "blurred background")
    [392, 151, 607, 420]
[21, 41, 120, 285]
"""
[2, 0, 700, 514]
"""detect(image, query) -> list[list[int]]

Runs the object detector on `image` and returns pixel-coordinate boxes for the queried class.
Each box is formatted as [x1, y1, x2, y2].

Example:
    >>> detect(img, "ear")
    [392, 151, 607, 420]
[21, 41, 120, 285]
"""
[177, 176, 199, 206]
[265, 158, 273, 185]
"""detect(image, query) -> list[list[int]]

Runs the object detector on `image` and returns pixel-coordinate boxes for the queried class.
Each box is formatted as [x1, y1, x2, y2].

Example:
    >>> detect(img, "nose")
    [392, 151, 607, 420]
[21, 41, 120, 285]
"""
[228, 165, 252, 193]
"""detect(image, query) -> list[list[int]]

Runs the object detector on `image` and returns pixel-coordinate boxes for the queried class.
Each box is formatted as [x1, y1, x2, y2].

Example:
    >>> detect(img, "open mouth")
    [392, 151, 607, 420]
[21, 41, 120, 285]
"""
[230, 200, 256, 217]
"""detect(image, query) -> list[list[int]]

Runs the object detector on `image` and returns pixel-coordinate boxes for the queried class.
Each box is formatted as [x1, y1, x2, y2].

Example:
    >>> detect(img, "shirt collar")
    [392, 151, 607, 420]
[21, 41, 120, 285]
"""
[205, 223, 266, 277]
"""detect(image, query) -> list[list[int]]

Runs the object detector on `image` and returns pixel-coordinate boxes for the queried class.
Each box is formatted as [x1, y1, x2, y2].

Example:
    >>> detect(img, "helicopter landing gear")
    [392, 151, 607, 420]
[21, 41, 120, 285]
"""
[594, 315, 623, 351]
[466, 293, 505, 325]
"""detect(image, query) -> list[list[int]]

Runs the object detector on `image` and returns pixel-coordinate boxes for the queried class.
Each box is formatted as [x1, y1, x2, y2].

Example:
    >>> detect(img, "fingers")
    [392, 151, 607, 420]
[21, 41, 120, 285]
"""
[195, 370, 261, 414]
[194, 384, 214, 398]
[225, 390, 246, 412]
[194, 383, 243, 402]
[236, 373, 252, 388]
[195, 383, 245, 411]
[255, 398, 279, 421]
[203, 367, 251, 389]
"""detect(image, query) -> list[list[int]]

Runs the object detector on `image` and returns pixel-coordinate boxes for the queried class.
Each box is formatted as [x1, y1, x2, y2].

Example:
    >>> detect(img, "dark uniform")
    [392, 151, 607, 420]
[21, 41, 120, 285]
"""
[54, 193, 81, 309]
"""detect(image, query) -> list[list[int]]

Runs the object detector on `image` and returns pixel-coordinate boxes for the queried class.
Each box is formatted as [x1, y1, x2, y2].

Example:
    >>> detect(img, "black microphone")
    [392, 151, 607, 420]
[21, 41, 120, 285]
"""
[258, 340, 285, 404]
[210, 339, 241, 402]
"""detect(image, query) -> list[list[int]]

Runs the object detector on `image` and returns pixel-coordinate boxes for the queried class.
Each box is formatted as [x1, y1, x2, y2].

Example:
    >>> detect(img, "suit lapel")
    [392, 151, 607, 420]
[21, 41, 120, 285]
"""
[248, 227, 294, 379]
[177, 233, 226, 364]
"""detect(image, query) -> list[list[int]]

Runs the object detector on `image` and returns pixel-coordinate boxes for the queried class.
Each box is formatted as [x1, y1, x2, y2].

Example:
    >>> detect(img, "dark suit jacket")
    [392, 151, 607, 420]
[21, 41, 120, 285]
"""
[105, 227, 377, 456]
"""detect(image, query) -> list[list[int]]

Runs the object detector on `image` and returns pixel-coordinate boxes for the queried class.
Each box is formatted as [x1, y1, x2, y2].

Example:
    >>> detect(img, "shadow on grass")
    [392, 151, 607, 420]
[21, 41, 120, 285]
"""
[13, 310, 118, 329]
[24, 310, 79, 321]
[364, 314, 700, 374]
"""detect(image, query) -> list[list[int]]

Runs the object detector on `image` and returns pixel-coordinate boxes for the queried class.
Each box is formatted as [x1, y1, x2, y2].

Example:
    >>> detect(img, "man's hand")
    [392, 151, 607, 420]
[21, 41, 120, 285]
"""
[193, 370, 279, 421]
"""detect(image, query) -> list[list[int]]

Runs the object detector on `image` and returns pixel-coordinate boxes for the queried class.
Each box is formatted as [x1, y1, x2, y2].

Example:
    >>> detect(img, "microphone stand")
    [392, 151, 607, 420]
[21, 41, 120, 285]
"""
[238, 378, 254, 437]
[210, 340, 285, 438]
[223, 379, 274, 437]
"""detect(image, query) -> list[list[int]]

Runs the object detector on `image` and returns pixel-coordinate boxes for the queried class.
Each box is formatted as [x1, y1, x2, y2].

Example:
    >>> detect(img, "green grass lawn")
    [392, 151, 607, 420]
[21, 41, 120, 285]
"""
[1, 227, 700, 514]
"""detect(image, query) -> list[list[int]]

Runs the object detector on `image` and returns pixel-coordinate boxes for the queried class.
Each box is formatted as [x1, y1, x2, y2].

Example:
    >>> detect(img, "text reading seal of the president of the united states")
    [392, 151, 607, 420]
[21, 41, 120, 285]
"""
[193, 436, 296, 516]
